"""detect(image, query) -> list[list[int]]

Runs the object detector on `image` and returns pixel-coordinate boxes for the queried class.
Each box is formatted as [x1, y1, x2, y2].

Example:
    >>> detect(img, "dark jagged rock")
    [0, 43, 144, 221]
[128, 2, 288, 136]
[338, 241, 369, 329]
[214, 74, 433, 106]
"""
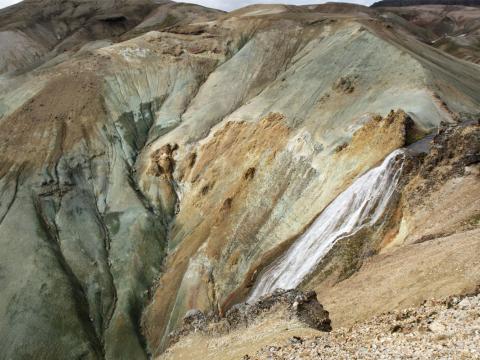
[168, 289, 331, 348]
[167, 309, 209, 345]
[226, 289, 331, 332]
[420, 123, 480, 180]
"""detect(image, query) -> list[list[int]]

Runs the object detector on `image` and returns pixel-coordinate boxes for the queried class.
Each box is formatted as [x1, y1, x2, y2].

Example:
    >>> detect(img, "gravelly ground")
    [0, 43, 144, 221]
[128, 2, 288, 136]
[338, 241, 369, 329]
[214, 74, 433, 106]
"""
[251, 292, 480, 359]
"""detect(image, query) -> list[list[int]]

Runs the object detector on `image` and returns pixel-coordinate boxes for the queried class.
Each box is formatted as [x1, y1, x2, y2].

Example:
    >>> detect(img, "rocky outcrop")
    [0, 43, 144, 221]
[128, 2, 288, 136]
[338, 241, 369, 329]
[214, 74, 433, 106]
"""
[411, 122, 480, 189]
[148, 144, 177, 179]
[161, 288, 480, 359]
[252, 290, 480, 359]
[226, 289, 331, 332]
[167, 289, 331, 348]
[388, 122, 480, 247]
[309, 122, 480, 330]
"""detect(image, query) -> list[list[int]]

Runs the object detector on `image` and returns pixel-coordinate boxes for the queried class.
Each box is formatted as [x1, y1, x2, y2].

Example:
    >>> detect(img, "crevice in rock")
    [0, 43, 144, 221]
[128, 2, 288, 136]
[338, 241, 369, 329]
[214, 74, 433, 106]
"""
[106, 102, 181, 356]
[0, 167, 22, 227]
[88, 179, 118, 337]
[32, 195, 105, 358]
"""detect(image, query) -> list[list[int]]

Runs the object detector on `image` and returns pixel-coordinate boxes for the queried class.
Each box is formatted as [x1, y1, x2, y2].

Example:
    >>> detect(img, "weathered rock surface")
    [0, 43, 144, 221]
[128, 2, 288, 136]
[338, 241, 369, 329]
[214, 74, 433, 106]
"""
[0, 1, 479, 359]
[161, 289, 480, 359]
[251, 290, 480, 360]
[388, 122, 480, 248]
[306, 122, 480, 329]
[226, 289, 331, 333]
[167, 289, 331, 349]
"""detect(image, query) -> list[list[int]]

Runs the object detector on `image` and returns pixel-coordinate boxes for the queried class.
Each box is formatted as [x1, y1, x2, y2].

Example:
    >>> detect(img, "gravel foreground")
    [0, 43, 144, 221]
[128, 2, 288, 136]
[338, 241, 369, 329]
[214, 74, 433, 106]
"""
[250, 292, 480, 359]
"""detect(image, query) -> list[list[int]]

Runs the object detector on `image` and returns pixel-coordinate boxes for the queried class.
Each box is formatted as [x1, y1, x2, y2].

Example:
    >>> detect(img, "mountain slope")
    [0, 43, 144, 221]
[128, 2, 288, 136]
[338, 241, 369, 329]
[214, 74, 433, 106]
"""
[0, 1, 479, 359]
[374, 4, 480, 64]
[0, 0, 222, 75]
